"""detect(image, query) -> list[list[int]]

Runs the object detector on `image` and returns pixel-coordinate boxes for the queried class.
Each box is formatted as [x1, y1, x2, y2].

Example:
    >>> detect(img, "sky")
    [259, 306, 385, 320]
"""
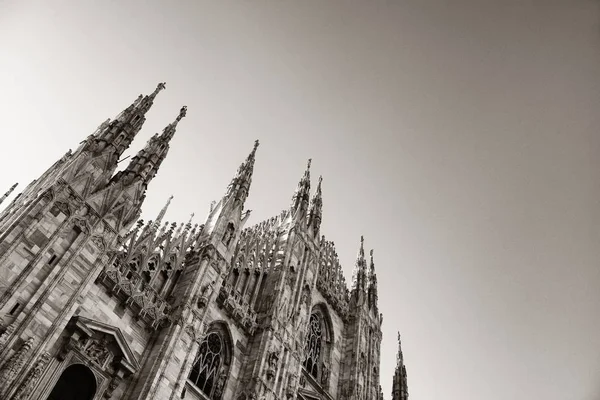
[0, 0, 599, 399]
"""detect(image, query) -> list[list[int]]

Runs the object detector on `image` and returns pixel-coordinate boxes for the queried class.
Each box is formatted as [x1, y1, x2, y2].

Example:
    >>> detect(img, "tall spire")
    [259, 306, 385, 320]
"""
[351, 235, 368, 293]
[157, 103, 187, 141]
[112, 106, 187, 189]
[119, 82, 166, 118]
[224, 140, 260, 208]
[368, 248, 379, 311]
[290, 159, 312, 216]
[151, 195, 174, 231]
[392, 332, 409, 400]
[88, 82, 167, 158]
[396, 332, 403, 366]
[0, 183, 18, 206]
[307, 175, 323, 234]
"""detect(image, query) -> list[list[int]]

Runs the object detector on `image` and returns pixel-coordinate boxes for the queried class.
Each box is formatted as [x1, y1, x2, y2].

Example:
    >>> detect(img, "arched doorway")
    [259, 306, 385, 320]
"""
[46, 363, 97, 400]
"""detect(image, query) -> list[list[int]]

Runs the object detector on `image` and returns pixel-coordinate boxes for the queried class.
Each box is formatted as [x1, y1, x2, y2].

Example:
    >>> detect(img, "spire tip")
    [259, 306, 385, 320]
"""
[177, 106, 187, 121]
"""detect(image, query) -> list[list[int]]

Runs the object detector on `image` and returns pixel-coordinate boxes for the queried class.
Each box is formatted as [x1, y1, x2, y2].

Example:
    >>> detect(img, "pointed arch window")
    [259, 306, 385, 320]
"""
[188, 325, 232, 399]
[304, 313, 322, 377]
[303, 306, 333, 388]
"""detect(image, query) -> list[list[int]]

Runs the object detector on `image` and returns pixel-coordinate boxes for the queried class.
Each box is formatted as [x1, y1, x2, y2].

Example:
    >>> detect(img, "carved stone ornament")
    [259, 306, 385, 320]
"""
[59, 316, 140, 384]
[53, 201, 71, 216]
[286, 374, 298, 399]
[71, 217, 90, 234]
[265, 344, 279, 380]
[41, 189, 54, 203]
[184, 324, 196, 342]
[83, 337, 112, 367]
[75, 204, 89, 217]
[321, 362, 330, 386]
[11, 351, 51, 400]
[90, 235, 106, 252]
[213, 370, 227, 399]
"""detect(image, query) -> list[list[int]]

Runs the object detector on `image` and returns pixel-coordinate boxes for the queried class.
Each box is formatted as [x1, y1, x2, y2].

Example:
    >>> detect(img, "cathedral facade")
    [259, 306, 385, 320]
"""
[0, 84, 409, 400]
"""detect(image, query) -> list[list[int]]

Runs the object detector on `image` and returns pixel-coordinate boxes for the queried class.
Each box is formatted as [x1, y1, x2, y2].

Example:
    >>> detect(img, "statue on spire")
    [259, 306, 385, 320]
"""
[177, 105, 187, 121]
[153, 82, 167, 97]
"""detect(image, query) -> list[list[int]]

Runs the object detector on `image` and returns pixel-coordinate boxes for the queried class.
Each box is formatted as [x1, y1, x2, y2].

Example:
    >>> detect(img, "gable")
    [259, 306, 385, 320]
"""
[69, 315, 141, 373]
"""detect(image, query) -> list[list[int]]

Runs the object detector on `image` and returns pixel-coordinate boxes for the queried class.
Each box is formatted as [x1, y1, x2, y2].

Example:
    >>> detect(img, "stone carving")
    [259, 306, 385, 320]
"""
[265, 344, 279, 380]
[222, 223, 235, 247]
[53, 201, 71, 216]
[90, 235, 106, 252]
[84, 337, 111, 366]
[71, 217, 90, 234]
[321, 362, 330, 386]
[11, 351, 51, 400]
[201, 244, 216, 261]
[0, 337, 35, 393]
[213, 370, 227, 399]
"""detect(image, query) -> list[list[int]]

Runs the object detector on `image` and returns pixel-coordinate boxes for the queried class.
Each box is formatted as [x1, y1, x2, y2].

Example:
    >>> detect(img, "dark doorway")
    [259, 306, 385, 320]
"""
[46, 364, 97, 400]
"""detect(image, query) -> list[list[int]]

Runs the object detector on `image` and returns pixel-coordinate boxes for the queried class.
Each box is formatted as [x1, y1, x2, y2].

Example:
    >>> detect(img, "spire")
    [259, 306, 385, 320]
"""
[290, 159, 312, 218]
[158, 104, 187, 141]
[307, 175, 323, 234]
[88, 82, 167, 158]
[396, 332, 404, 366]
[0, 183, 18, 206]
[224, 140, 260, 207]
[112, 106, 187, 189]
[151, 195, 174, 231]
[121, 82, 166, 117]
[392, 332, 409, 400]
[351, 235, 368, 293]
[368, 248, 379, 311]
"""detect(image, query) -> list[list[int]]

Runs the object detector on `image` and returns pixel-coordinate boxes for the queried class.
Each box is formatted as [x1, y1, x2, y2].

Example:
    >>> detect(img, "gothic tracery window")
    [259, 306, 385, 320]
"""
[303, 313, 323, 379]
[188, 328, 231, 399]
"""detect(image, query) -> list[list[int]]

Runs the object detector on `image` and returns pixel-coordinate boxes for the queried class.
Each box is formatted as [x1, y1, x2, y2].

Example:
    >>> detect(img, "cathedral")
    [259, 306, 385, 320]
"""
[0, 83, 409, 400]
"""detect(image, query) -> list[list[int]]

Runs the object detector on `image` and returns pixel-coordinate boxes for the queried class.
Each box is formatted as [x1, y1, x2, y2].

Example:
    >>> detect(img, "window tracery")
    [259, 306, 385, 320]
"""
[188, 327, 231, 399]
[302, 306, 334, 390]
[303, 313, 323, 379]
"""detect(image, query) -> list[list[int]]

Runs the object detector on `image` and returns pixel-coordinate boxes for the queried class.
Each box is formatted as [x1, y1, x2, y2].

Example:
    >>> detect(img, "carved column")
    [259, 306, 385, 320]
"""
[10, 351, 50, 400]
[0, 338, 35, 394]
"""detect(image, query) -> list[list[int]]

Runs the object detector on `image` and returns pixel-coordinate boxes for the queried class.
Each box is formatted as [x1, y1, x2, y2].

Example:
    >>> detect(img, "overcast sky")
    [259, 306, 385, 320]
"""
[1, 1, 599, 399]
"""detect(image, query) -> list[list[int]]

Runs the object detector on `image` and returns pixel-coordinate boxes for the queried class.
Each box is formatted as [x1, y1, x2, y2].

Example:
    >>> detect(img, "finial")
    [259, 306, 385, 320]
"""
[396, 331, 404, 366]
[176, 106, 187, 122]
[154, 82, 166, 95]
[187, 212, 195, 225]
[153, 195, 173, 230]
[307, 158, 312, 170]
[317, 175, 323, 186]
[249, 139, 260, 159]
[370, 249, 374, 262]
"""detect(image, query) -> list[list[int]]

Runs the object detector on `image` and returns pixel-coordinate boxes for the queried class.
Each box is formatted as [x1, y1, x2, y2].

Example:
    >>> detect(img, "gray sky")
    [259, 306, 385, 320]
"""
[1, 1, 599, 399]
